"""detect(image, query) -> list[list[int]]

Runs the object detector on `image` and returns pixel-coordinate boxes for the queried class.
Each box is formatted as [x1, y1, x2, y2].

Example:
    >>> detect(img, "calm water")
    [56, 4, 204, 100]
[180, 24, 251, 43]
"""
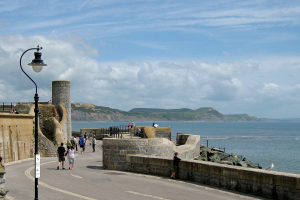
[72, 122, 300, 174]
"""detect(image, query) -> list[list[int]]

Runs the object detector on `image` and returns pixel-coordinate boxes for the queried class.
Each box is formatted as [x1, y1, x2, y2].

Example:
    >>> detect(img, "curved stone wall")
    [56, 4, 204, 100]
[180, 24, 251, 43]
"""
[102, 134, 200, 170]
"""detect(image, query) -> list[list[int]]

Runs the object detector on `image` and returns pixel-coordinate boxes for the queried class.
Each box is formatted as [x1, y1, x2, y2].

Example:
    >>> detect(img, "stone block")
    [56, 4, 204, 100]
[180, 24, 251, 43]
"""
[274, 174, 300, 190]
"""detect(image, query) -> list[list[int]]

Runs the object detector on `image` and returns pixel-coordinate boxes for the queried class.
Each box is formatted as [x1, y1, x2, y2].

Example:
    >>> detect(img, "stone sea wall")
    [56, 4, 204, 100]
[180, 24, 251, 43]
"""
[125, 155, 300, 200]
[102, 134, 200, 170]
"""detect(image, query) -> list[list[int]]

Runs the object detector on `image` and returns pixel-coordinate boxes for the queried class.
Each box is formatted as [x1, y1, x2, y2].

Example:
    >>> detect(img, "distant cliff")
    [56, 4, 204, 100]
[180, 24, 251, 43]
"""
[71, 103, 261, 122]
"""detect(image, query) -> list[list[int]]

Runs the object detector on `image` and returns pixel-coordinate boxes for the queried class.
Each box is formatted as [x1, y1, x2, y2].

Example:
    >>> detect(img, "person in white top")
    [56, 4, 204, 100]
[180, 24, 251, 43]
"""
[67, 146, 75, 170]
[92, 135, 97, 152]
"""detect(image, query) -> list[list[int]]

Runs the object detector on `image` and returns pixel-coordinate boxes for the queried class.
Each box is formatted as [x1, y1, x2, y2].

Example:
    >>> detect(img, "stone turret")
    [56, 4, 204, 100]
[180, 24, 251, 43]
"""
[52, 81, 72, 141]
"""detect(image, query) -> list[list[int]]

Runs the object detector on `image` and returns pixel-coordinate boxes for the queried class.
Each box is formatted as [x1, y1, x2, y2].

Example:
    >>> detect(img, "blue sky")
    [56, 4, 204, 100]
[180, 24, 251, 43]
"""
[1, 0, 300, 118]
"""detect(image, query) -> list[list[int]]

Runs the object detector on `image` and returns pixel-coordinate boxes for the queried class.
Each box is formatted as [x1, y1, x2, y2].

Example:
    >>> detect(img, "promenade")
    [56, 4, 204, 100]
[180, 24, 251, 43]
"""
[5, 141, 266, 200]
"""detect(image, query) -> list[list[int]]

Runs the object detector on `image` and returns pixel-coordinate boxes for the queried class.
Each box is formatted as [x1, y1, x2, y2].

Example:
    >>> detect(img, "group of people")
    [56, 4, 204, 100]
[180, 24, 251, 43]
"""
[128, 122, 135, 128]
[57, 142, 75, 170]
[152, 123, 159, 128]
[57, 134, 97, 170]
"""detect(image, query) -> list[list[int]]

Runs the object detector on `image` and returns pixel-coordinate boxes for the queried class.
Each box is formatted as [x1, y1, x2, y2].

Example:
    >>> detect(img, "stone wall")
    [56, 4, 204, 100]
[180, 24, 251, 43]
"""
[125, 155, 300, 200]
[39, 104, 58, 140]
[102, 134, 200, 170]
[0, 113, 35, 163]
[142, 127, 171, 139]
[0, 113, 58, 161]
[144, 127, 171, 139]
[38, 131, 57, 157]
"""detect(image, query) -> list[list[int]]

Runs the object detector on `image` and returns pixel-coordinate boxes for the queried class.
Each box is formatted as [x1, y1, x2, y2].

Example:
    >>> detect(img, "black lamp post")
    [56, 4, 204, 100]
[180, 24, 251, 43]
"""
[20, 45, 47, 200]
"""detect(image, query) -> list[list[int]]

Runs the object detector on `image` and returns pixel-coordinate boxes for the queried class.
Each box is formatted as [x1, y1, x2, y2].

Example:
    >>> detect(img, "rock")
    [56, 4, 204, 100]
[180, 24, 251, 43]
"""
[198, 145, 258, 169]
[218, 152, 230, 160]
[231, 153, 238, 158]
[220, 161, 233, 165]
[211, 147, 224, 152]
[226, 156, 242, 165]
[200, 157, 207, 161]
[201, 149, 208, 158]
[243, 157, 257, 168]
[236, 161, 248, 167]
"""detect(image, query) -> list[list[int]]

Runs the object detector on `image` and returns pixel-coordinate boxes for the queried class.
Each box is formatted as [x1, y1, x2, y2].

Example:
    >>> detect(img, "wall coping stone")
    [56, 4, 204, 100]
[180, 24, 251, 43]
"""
[126, 154, 300, 190]
[0, 113, 34, 119]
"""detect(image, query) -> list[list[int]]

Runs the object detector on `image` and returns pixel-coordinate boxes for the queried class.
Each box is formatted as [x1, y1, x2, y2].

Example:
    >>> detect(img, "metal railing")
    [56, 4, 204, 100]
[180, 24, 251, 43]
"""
[0, 102, 19, 113]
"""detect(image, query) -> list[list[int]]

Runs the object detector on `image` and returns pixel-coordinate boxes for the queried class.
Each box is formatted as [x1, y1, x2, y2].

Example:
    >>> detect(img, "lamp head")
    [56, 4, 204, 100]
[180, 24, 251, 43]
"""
[28, 48, 47, 73]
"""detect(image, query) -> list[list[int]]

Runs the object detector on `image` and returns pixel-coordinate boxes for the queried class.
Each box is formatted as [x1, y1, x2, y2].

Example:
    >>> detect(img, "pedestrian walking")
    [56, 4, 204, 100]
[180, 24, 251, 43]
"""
[92, 135, 96, 152]
[67, 138, 72, 150]
[73, 136, 78, 151]
[171, 152, 183, 179]
[66, 146, 75, 170]
[57, 143, 66, 170]
[79, 135, 85, 153]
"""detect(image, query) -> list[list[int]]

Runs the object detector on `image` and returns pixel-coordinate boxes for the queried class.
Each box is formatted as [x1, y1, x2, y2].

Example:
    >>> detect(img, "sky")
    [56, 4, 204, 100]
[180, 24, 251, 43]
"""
[0, 0, 300, 118]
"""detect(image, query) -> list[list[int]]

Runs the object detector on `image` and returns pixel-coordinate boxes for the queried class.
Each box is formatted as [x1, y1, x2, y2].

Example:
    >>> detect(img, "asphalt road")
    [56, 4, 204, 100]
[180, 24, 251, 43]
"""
[5, 141, 266, 200]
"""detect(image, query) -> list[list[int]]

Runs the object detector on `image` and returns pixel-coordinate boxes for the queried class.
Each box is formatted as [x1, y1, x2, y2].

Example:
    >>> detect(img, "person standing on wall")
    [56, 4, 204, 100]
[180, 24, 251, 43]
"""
[92, 135, 96, 152]
[171, 152, 183, 179]
[57, 143, 66, 170]
[79, 135, 85, 153]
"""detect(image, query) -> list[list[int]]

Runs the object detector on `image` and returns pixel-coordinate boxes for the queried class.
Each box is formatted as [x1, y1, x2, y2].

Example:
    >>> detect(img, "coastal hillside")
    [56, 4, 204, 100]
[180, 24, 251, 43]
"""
[71, 103, 260, 122]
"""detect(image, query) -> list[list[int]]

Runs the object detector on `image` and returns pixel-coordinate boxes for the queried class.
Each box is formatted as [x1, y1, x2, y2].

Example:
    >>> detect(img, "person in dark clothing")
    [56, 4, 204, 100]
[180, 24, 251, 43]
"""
[171, 152, 182, 179]
[0, 157, 4, 170]
[57, 143, 66, 170]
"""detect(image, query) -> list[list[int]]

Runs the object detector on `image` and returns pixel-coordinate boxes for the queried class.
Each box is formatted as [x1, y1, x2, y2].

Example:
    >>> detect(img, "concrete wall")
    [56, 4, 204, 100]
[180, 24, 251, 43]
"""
[102, 134, 200, 170]
[0, 113, 34, 163]
[125, 155, 300, 200]
[52, 80, 72, 141]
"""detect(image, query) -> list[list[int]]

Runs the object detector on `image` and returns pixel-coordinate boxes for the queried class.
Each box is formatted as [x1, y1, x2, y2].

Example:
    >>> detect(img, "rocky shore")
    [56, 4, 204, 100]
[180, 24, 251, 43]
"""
[196, 145, 262, 169]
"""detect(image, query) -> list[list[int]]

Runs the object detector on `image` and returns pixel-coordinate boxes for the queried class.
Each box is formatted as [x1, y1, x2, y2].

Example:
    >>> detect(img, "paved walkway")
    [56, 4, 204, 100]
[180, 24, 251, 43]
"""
[5, 141, 266, 200]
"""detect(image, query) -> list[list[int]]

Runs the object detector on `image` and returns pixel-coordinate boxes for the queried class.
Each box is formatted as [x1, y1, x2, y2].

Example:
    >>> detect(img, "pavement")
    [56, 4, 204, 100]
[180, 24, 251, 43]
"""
[4, 140, 267, 200]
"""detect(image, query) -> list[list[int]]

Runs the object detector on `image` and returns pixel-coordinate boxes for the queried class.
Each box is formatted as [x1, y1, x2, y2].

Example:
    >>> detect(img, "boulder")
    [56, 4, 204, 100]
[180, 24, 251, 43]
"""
[220, 161, 233, 165]
[243, 157, 257, 168]
[211, 147, 224, 152]
[236, 161, 248, 167]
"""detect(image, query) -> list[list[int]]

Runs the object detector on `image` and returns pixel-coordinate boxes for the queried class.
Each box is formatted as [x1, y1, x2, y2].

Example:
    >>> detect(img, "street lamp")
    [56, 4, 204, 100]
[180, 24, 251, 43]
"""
[20, 45, 47, 200]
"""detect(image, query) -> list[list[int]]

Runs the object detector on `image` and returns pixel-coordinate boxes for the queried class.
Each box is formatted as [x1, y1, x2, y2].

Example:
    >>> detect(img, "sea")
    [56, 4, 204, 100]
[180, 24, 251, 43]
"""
[72, 121, 300, 175]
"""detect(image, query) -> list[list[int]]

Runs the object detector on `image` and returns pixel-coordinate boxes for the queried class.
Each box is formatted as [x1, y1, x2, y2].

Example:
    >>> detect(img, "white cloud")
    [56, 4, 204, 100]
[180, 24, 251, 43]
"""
[2, 1, 300, 39]
[1, 35, 300, 119]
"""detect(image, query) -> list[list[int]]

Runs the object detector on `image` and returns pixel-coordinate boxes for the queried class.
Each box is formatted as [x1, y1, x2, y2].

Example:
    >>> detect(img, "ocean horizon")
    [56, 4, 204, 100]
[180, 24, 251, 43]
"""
[72, 121, 300, 175]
